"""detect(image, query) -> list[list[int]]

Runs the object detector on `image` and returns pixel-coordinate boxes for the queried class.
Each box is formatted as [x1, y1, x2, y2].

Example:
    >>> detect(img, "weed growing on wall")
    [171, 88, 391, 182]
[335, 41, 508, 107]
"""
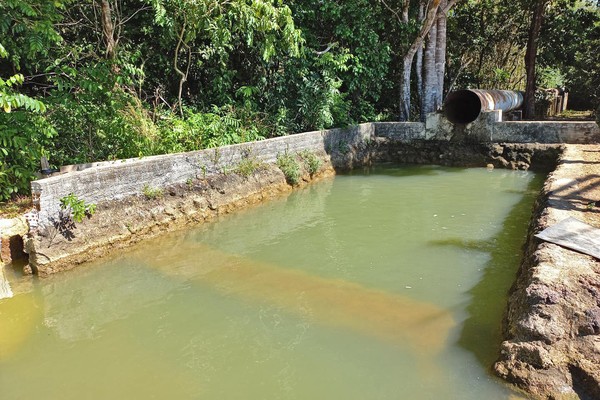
[59, 193, 96, 223]
[235, 149, 266, 178]
[142, 185, 164, 200]
[276, 152, 301, 186]
[236, 157, 266, 177]
[299, 150, 322, 177]
[47, 193, 96, 244]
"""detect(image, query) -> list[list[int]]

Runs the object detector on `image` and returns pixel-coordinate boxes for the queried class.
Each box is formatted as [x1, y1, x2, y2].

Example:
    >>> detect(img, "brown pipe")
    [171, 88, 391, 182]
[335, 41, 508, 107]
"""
[443, 89, 524, 124]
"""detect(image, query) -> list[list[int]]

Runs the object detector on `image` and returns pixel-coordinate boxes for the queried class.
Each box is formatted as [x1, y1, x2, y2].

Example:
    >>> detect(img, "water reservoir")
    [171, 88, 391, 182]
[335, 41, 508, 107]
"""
[0, 165, 543, 399]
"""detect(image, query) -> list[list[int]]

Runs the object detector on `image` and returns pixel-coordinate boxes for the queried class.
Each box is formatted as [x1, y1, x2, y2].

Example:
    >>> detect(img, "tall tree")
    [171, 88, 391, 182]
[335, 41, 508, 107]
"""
[434, 0, 448, 107]
[421, 8, 438, 120]
[399, 0, 441, 121]
[398, 0, 457, 121]
[523, 0, 549, 119]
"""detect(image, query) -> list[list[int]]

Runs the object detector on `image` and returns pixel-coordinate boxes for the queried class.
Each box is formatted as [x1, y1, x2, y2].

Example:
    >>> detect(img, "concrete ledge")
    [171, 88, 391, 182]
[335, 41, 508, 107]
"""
[494, 121, 600, 143]
[32, 124, 378, 228]
[373, 122, 425, 140]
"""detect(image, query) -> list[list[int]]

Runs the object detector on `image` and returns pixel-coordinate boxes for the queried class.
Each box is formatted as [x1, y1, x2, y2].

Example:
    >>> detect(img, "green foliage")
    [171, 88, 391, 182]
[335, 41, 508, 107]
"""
[46, 62, 153, 165]
[448, 0, 530, 89]
[235, 151, 266, 178]
[276, 152, 301, 186]
[0, 0, 62, 201]
[1, 0, 598, 203]
[299, 150, 321, 177]
[0, 112, 56, 200]
[155, 105, 267, 154]
[539, 2, 600, 109]
[142, 185, 164, 200]
[0, 42, 55, 201]
[59, 193, 96, 223]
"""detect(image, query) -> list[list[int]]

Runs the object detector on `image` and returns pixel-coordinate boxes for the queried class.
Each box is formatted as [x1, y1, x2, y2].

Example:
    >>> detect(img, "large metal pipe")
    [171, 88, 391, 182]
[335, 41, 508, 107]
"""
[443, 89, 523, 124]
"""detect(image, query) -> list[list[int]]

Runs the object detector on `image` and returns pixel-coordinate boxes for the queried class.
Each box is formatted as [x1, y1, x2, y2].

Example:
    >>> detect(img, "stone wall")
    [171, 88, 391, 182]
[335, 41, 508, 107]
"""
[494, 145, 600, 399]
[32, 124, 377, 228]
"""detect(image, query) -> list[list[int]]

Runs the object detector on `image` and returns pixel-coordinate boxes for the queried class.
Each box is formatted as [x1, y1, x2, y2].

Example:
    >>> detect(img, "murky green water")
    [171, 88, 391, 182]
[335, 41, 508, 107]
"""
[0, 165, 543, 400]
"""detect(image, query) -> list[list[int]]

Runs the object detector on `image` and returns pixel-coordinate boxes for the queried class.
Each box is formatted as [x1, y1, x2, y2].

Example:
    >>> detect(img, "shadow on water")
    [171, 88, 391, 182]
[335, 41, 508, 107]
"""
[429, 172, 546, 369]
[344, 164, 469, 178]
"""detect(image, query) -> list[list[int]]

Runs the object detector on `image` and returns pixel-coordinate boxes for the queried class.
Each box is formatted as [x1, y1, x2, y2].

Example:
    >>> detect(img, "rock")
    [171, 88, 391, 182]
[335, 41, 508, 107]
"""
[0, 216, 29, 264]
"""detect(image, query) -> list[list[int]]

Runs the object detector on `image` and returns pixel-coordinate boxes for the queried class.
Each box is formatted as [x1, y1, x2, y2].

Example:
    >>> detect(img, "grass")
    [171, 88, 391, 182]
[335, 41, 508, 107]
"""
[142, 185, 164, 200]
[0, 195, 33, 219]
[235, 156, 266, 178]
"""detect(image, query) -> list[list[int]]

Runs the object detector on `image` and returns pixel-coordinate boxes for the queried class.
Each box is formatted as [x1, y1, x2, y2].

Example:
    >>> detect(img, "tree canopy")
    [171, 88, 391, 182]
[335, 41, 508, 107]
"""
[1, 0, 599, 200]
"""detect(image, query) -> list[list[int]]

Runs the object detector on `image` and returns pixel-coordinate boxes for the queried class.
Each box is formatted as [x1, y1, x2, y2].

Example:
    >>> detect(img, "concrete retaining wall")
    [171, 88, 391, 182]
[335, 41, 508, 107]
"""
[30, 118, 599, 228]
[426, 111, 600, 143]
[493, 121, 600, 143]
[32, 124, 380, 227]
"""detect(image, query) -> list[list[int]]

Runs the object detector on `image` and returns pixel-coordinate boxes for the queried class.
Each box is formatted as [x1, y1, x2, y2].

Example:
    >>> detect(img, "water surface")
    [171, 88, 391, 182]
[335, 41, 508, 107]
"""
[0, 165, 543, 399]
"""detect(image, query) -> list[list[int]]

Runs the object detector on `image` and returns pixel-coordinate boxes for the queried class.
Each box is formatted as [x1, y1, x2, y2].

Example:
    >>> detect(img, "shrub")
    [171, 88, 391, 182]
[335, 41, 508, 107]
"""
[0, 112, 56, 201]
[235, 155, 265, 178]
[59, 193, 96, 223]
[276, 152, 301, 186]
[299, 150, 322, 177]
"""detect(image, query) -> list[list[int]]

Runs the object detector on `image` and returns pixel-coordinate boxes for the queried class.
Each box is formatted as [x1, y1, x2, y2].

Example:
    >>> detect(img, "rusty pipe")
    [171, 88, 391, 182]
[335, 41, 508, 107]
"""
[443, 89, 523, 124]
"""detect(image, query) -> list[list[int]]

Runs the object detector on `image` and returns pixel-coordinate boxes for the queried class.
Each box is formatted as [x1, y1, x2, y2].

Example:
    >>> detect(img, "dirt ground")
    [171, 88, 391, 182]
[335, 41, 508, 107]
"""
[578, 144, 600, 227]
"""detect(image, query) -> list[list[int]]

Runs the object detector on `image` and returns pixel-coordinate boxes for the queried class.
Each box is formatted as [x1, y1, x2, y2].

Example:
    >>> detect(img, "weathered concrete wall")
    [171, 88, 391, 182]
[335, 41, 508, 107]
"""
[372, 122, 426, 140]
[31, 116, 595, 229]
[493, 121, 600, 143]
[32, 124, 377, 228]
[376, 140, 562, 172]
[426, 111, 600, 144]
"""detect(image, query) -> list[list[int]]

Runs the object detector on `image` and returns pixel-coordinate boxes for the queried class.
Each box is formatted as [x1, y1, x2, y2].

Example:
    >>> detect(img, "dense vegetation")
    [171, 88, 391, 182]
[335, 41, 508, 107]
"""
[1, 0, 599, 200]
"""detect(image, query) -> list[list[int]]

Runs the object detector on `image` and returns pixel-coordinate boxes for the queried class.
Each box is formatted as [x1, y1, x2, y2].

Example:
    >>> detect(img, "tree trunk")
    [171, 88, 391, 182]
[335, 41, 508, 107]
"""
[399, 55, 413, 121]
[435, 0, 448, 108]
[523, 0, 547, 119]
[415, 1, 425, 114]
[421, 22, 438, 121]
[174, 19, 189, 117]
[100, 0, 117, 60]
[399, 0, 442, 121]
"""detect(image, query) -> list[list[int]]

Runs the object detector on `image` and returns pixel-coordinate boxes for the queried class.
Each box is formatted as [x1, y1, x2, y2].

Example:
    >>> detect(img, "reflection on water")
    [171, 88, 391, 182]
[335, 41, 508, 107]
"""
[0, 166, 541, 399]
[0, 266, 13, 300]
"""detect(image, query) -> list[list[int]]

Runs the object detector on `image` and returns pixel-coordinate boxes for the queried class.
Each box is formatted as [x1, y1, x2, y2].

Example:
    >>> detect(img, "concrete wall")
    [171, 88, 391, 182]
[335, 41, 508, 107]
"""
[32, 124, 376, 227]
[31, 117, 599, 228]
[425, 111, 600, 143]
[493, 121, 600, 143]
[373, 122, 426, 140]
